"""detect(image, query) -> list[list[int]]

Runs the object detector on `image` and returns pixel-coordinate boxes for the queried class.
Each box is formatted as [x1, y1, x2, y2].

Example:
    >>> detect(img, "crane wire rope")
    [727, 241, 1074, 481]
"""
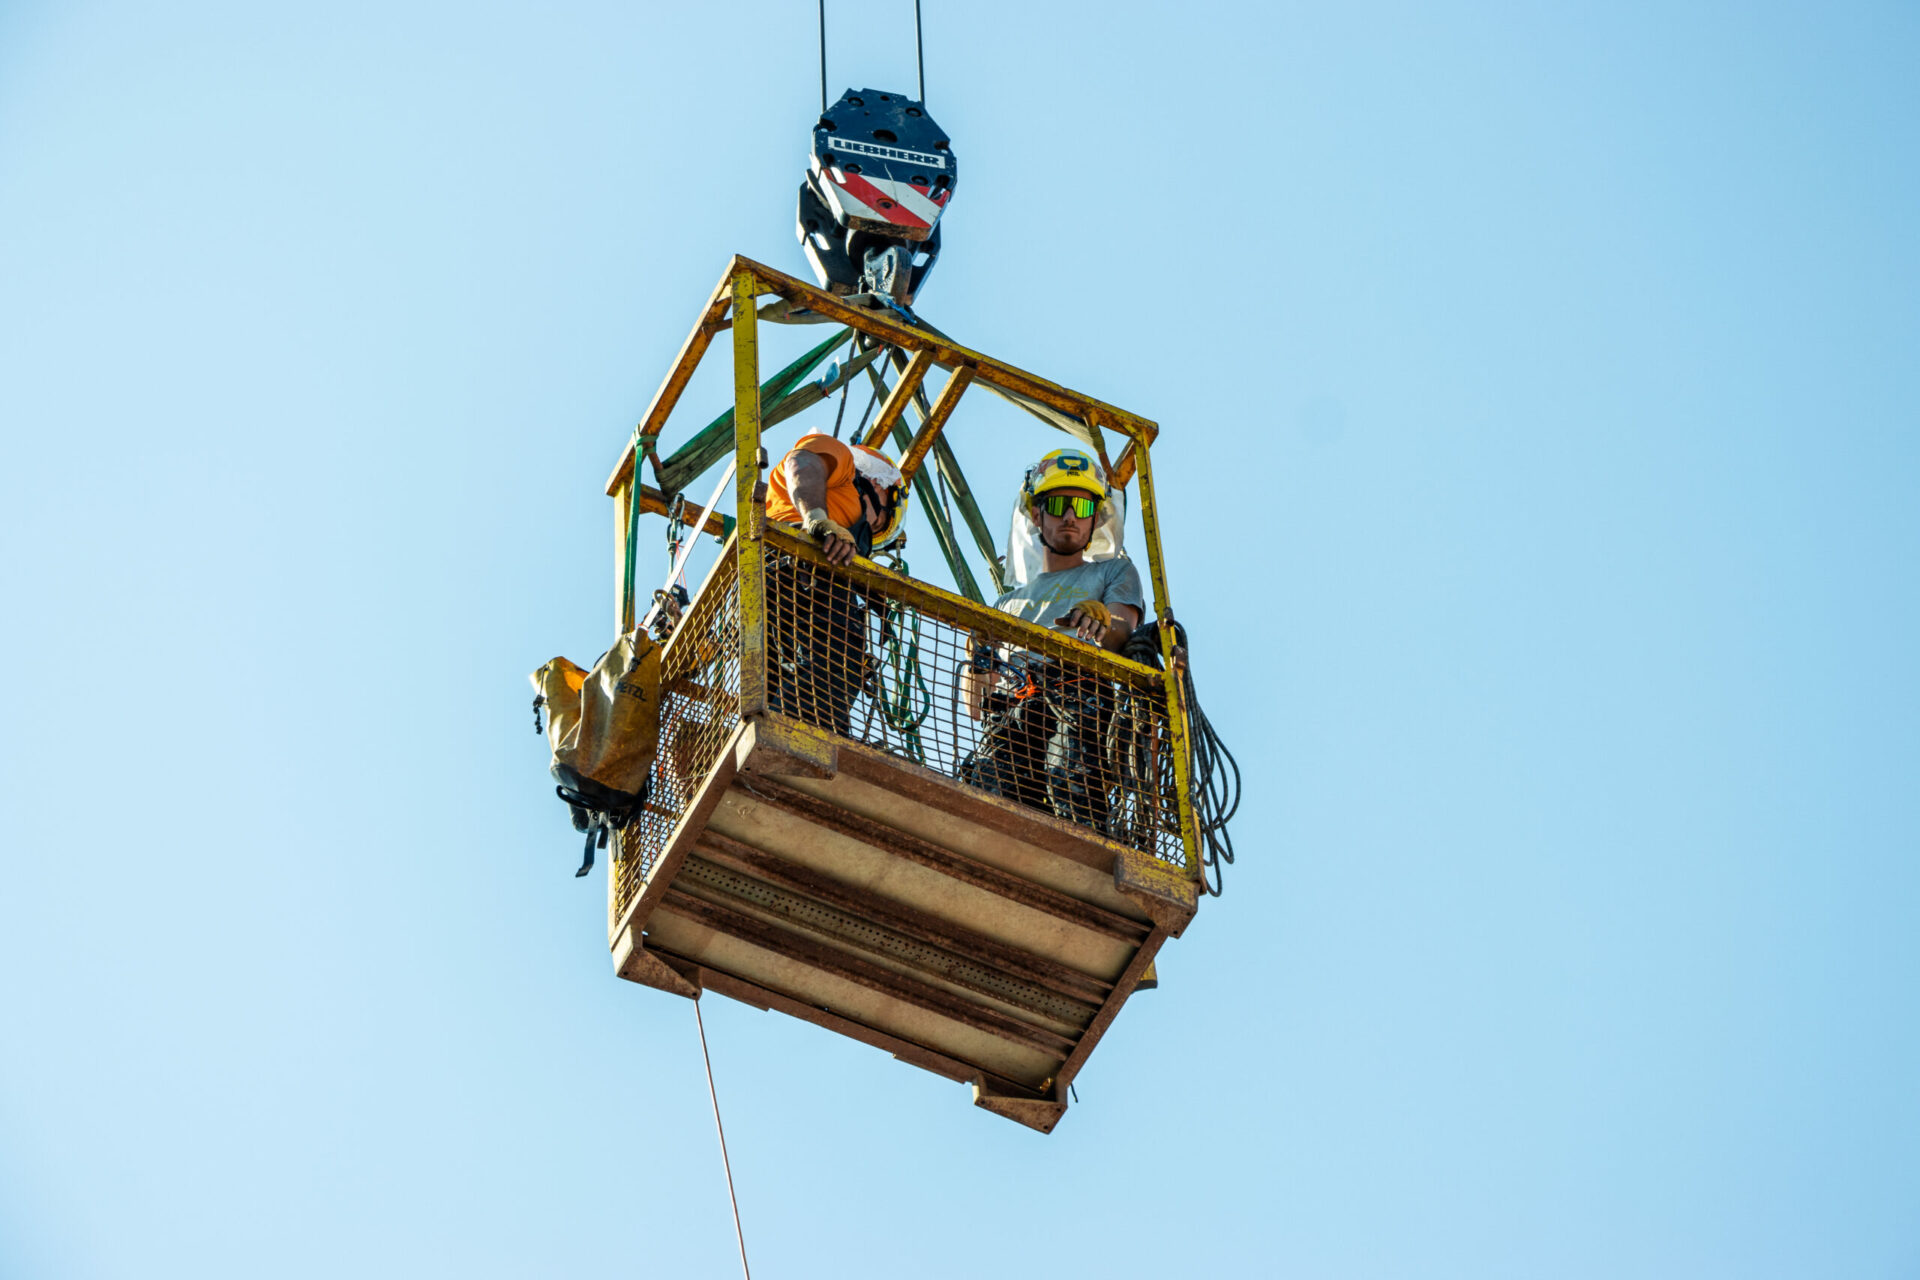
[695, 1000, 753, 1280]
[636, 459, 735, 636]
[829, 372, 851, 438]
[817, 2, 928, 110]
[837, 340, 882, 440]
[853, 374, 880, 438]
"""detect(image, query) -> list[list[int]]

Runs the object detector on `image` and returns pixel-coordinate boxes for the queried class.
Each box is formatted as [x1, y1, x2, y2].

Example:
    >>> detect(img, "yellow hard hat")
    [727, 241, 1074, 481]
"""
[1026, 448, 1107, 502]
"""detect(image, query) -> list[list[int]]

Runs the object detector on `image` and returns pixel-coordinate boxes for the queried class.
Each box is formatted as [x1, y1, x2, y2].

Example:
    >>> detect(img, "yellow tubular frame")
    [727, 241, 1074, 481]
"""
[732, 270, 767, 720]
[1126, 435, 1201, 876]
[621, 256, 1200, 883]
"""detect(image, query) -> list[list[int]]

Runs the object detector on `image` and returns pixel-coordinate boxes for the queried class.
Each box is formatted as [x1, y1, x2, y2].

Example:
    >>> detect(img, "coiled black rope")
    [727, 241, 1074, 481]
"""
[1124, 620, 1242, 895]
[1178, 649, 1241, 896]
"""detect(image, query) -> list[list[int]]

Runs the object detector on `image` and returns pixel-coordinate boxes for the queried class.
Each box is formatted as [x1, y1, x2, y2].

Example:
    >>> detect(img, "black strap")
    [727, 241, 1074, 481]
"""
[556, 782, 643, 879]
[552, 782, 648, 882]
[576, 823, 608, 878]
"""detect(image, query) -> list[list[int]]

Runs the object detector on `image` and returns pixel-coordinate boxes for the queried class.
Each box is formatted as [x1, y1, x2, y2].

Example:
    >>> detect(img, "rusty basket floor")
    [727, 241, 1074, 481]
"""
[612, 710, 1196, 1133]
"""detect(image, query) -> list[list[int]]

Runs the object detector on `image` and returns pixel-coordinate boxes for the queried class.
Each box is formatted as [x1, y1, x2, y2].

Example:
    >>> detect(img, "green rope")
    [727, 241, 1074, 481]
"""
[621, 427, 643, 633]
[873, 557, 932, 763]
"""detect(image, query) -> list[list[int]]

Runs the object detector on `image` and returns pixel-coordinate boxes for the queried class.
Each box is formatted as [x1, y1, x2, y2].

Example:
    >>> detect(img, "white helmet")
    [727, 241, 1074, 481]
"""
[848, 444, 909, 549]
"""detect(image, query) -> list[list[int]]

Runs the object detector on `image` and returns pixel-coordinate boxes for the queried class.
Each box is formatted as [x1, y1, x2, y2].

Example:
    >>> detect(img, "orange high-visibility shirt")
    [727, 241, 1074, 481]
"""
[766, 434, 863, 528]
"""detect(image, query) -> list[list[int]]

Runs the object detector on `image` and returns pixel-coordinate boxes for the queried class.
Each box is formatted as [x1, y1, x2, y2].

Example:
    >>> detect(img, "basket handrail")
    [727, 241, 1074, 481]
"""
[760, 523, 1165, 690]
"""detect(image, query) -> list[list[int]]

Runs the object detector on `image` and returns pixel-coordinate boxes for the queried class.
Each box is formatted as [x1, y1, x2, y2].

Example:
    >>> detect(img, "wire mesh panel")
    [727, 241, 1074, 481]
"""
[762, 534, 1188, 871]
[612, 550, 741, 922]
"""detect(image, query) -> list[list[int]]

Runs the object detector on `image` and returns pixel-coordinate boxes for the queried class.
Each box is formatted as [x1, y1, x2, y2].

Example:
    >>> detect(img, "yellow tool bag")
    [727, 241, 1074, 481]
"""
[529, 628, 662, 877]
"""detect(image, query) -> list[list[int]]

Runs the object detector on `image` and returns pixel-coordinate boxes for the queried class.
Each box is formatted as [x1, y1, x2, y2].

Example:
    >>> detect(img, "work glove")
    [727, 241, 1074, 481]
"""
[1061, 599, 1113, 632]
[801, 506, 855, 547]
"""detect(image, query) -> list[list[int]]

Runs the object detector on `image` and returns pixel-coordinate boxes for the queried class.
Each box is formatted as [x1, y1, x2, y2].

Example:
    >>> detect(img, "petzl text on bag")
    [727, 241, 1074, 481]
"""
[529, 628, 662, 877]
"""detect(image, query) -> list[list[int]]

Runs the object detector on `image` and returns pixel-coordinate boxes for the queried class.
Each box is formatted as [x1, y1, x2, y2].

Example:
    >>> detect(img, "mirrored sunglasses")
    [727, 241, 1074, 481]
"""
[1040, 493, 1100, 519]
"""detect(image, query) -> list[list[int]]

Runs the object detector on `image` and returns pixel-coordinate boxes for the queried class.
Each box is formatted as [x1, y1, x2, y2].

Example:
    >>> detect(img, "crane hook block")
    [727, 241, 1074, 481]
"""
[796, 88, 956, 307]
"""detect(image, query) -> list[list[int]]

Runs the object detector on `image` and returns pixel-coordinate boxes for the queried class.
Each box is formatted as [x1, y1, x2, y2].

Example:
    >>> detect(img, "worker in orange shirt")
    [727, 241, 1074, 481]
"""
[767, 433, 910, 562]
[763, 433, 910, 733]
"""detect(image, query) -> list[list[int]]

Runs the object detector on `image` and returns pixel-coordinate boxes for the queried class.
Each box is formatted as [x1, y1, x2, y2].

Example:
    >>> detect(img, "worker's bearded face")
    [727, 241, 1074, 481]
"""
[1032, 489, 1097, 555]
[859, 486, 888, 530]
[851, 484, 895, 557]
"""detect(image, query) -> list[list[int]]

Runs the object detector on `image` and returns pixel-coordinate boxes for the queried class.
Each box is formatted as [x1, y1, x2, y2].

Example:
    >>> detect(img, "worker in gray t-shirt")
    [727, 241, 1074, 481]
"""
[960, 448, 1144, 834]
[994, 555, 1146, 639]
[983, 446, 1146, 650]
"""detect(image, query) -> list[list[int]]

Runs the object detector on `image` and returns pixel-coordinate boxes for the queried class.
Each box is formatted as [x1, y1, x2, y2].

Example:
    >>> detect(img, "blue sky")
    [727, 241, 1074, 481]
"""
[3, 2, 1917, 1276]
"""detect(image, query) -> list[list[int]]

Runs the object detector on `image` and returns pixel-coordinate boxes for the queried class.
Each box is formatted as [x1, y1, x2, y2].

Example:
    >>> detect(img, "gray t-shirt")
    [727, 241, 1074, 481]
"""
[994, 555, 1146, 633]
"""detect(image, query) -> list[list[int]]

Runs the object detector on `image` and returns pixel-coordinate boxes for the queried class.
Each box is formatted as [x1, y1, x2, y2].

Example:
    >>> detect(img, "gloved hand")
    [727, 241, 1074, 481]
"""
[1061, 598, 1113, 636]
[802, 506, 857, 564]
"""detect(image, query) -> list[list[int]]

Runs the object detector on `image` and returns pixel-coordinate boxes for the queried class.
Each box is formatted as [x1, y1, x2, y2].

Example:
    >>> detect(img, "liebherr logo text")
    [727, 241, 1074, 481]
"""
[828, 138, 948, 170]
